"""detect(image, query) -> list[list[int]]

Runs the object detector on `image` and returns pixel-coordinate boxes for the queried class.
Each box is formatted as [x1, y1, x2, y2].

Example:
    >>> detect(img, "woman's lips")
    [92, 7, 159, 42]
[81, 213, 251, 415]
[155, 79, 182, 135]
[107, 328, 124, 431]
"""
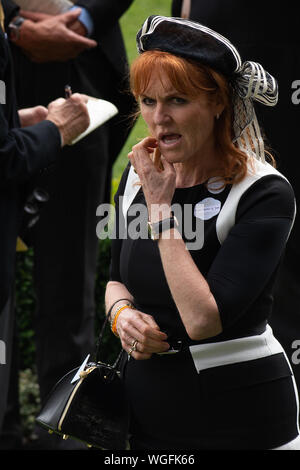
[159, 133, 182, 148]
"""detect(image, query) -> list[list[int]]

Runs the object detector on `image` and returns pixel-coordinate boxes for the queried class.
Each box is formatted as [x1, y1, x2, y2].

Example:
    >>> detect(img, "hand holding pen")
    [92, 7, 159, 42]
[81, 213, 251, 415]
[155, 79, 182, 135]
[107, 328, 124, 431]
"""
[45, 85, 90, 146]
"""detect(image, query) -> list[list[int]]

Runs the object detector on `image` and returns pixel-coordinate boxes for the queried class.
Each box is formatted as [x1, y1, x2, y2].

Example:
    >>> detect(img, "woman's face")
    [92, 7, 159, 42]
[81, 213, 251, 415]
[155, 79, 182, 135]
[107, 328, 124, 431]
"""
[139, 70, 221, 167]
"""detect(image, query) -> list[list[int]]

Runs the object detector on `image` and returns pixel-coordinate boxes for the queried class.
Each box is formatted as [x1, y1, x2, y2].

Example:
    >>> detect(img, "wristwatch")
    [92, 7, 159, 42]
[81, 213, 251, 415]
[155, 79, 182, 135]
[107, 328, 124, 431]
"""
[8, 16, 25, 41]
[148, 214, 179, 241]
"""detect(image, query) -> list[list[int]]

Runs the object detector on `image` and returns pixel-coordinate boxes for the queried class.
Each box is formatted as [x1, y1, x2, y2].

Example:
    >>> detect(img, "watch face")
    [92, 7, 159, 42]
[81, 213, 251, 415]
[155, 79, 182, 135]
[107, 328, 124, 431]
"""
[9, 26, 16, 40]
[9, 25, 18, 40]
[8, 17, 24, 40]
[147, 217, 178, 241]
[147, 222, 158, 240]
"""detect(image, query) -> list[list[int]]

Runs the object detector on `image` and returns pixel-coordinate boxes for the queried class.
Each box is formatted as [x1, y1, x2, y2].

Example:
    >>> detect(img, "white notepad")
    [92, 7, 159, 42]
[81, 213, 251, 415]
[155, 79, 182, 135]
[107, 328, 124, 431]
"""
[70, 98, 119, 145]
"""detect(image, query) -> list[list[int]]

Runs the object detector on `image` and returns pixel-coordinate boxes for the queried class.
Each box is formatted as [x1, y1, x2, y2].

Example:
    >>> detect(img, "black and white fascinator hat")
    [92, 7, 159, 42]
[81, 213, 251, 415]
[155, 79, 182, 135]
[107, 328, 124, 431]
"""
[136, 16, 278, 162]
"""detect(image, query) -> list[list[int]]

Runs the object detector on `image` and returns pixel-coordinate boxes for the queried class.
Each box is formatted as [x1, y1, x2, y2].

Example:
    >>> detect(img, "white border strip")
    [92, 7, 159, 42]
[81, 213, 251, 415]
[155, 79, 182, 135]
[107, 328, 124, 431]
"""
[189, 324, 284, 372]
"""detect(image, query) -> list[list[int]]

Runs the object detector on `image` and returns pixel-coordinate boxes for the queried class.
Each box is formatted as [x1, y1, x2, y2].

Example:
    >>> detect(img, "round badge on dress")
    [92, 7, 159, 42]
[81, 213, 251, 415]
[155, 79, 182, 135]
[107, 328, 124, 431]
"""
[206, 177, 225, 194]
[194, 197, 221, 221]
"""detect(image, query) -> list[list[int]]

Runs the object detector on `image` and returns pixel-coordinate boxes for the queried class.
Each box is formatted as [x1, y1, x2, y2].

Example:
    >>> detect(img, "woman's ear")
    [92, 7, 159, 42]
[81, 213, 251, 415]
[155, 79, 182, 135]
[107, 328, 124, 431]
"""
[214, 99, 225, 120]
[211, 90, 225, 119]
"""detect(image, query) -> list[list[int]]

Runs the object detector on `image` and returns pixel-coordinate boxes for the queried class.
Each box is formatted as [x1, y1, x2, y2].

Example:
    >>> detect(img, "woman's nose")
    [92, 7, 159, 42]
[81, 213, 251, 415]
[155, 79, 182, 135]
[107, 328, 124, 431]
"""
[153, 103, 171, 125]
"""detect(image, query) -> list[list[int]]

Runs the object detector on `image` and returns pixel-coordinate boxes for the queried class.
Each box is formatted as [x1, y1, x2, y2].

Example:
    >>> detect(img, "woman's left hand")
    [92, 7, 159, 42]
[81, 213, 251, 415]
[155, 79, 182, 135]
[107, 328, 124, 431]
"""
[128, 137, 176, 221]
[18, 106, 48, 127]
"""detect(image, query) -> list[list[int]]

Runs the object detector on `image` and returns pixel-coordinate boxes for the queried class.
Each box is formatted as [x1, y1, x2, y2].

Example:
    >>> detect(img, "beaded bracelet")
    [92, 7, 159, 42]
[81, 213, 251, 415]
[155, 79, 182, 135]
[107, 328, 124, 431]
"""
[111, 303, 135, 337]
[107, 298, 133, 327]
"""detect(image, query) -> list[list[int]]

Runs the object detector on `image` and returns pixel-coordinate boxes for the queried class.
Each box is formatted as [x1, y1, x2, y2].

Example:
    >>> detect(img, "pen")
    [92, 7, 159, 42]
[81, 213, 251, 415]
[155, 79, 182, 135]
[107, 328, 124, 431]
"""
[64, 84, 72, 99]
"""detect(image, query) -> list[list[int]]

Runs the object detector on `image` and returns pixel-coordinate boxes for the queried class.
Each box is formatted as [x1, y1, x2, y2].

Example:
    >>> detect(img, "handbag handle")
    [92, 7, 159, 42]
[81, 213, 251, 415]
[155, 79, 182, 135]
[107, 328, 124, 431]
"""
[94, 298, 133, 369]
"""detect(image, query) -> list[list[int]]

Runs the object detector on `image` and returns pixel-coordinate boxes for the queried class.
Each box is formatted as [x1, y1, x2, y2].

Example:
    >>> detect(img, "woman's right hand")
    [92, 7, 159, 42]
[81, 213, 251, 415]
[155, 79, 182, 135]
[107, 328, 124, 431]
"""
[116, 308, 170, 360]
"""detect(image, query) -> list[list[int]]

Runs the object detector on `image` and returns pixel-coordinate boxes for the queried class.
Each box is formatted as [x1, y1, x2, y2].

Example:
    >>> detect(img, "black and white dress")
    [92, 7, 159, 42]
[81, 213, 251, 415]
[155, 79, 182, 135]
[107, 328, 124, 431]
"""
[110, 159, 300, 450]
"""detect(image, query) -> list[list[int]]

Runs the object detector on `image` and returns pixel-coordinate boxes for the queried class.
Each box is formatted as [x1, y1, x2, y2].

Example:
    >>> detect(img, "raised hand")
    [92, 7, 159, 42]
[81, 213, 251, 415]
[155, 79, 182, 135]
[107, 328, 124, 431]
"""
[128, 136, 176, 222]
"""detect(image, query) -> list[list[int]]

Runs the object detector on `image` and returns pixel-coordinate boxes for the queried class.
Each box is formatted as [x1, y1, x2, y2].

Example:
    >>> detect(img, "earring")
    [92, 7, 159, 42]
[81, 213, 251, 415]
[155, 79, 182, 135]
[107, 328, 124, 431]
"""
[216, 113, 220, 120]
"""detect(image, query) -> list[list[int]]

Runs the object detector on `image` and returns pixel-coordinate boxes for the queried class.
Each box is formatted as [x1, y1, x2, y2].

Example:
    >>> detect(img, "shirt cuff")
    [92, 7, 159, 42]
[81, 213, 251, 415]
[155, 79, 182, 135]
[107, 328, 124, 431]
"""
[70, 6, 94, 37]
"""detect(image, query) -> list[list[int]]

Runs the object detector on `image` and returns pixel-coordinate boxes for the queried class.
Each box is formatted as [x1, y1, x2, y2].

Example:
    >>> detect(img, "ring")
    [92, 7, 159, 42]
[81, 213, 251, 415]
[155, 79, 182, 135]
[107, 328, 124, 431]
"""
[128, 347, 133, 360]
[128, 340, 138, 360]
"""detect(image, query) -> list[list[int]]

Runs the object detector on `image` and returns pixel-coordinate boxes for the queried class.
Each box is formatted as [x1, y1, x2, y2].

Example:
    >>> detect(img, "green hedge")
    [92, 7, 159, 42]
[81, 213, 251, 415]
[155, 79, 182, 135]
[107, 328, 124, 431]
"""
[16, 237, 118, 440]
[16, 232, 120, 371]
[16, 177, 123, 370]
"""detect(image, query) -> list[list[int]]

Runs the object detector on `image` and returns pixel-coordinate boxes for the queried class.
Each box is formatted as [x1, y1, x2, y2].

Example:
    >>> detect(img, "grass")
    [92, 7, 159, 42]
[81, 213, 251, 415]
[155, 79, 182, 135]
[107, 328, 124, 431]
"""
[112, 0, 172, 181]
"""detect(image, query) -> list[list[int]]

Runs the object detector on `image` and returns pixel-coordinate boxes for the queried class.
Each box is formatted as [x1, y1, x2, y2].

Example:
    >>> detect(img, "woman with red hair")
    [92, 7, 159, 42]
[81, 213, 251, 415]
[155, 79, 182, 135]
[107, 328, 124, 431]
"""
[105, 16, 299, 450]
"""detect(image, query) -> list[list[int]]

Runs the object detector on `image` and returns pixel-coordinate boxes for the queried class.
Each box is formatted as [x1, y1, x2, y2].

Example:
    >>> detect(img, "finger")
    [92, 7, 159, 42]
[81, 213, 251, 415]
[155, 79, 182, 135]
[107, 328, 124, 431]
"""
[140, 136, 158, 148]
[125, 327, 169, 355]
[117, 309, 168, 341]
[154, 147, 164, 171]
[60, 8, 82, 24]
[48, 97, 66, 107]
[66, 29, 98, 48]
[130, 143, 156, 174]
[132, 137, 158, 154]
[128, 350, 152, 361]
[68, 20, 87, 37]
[20, 10, 50, 21]
[123, 321, 167, 344]
[125, 335, 169, 356]
[126, 339, 153, 360]
[33, 105, 49, 121]
[160, 154, 175, 173]
[134, 335, 170, 355]
[79, 94, 91, 102]
[69, 93, 89, 104]
[119, 313, 168, 343]
[124, 328, 169, 351]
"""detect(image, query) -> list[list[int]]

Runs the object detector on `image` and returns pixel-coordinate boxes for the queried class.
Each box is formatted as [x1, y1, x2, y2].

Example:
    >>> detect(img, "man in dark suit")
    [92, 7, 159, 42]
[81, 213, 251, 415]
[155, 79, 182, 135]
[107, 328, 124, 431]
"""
[0, 0, 90, 447]
[172, 0, 300, 392]
[1, 0, 135, 448]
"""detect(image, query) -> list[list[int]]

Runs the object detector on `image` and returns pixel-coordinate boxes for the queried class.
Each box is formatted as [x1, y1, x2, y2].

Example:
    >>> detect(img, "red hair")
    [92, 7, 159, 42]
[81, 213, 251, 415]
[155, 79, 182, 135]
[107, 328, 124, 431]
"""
[130, 50, 250, 184]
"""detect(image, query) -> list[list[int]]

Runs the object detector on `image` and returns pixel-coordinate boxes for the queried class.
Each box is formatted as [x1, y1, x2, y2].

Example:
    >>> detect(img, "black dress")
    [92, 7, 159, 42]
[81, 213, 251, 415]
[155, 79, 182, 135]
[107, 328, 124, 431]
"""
[110, 162, 299, 450]
[172, 0, 300, 418]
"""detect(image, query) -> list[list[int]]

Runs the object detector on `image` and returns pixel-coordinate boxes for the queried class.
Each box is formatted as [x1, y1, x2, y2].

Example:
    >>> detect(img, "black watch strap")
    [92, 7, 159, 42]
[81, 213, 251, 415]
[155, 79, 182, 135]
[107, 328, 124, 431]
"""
[148, 215, 179, 241]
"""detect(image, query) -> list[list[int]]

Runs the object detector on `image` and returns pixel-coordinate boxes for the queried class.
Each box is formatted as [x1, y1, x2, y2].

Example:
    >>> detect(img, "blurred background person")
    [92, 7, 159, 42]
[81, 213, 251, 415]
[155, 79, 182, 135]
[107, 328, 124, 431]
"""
[0, 0, 90, 448]
[1, 0, 135, 449]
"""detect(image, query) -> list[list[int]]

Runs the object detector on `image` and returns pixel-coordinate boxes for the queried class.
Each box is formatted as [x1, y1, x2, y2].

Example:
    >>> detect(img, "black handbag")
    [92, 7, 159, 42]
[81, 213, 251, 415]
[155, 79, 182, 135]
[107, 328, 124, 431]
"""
[35, 314, 129, 450]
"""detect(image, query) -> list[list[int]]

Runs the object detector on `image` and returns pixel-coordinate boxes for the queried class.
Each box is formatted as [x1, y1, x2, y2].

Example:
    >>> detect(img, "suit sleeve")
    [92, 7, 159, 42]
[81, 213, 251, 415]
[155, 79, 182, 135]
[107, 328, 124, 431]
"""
[2, 0, 20, 25]
[0, 23, 61, 184]
[0, 108, 61, 184]
[75, 0, 134, 35]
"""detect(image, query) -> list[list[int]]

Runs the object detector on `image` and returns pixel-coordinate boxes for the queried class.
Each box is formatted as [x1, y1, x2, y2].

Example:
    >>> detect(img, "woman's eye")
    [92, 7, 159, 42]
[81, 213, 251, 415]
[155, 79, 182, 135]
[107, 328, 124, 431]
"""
[141, 97, 155, 106]
[172, 97, 187, 104]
